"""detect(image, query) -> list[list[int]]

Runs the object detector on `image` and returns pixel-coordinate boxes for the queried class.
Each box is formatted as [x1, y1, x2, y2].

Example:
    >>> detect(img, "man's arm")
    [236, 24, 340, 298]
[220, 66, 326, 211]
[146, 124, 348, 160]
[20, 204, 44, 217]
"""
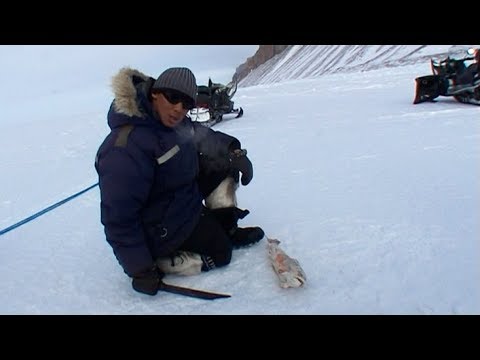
[98, 148, 154, 277]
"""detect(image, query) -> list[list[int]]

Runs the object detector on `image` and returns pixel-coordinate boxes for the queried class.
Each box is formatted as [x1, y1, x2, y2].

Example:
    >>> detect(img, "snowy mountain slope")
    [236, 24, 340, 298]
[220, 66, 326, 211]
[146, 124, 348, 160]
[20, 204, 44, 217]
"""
[239, 45, 479, 86]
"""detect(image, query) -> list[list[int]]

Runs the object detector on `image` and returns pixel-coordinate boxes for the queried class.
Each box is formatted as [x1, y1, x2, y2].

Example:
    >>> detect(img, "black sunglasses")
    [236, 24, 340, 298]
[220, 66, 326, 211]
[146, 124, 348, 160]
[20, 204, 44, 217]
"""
[161, 89, 195, 110]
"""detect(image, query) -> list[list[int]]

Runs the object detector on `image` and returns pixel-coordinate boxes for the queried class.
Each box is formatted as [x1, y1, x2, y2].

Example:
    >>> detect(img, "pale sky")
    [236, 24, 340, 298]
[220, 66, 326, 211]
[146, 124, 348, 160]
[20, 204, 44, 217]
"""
[0, 45, 258, 101]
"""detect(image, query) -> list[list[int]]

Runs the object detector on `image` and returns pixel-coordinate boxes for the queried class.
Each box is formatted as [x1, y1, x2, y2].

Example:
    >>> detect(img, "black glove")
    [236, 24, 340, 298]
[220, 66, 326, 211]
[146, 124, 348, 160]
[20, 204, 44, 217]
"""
[229, 149, 253, 186]
[132, 265, 165, 296]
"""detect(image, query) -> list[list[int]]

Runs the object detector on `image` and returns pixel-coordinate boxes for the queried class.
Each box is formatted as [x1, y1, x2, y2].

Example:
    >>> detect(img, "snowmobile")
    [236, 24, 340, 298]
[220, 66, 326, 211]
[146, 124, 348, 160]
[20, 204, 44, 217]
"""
[413, 47, 480, 106]
[189, 78, 244, 127]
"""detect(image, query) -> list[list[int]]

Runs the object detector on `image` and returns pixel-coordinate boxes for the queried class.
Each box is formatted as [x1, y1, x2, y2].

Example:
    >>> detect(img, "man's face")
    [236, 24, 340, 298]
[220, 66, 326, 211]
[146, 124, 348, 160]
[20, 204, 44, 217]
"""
[152, 90, 195, 128]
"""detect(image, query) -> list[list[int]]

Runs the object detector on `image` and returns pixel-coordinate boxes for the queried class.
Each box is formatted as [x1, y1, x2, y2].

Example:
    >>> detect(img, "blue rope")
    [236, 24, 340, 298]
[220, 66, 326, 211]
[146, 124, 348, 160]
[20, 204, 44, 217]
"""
[0, 183, 99, 237]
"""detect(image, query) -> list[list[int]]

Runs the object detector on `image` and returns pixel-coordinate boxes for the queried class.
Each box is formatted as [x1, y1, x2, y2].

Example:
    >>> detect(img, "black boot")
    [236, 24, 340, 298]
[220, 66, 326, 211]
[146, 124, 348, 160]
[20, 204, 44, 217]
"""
[209, 207, 264, 248]
[231, 226, 265, 249]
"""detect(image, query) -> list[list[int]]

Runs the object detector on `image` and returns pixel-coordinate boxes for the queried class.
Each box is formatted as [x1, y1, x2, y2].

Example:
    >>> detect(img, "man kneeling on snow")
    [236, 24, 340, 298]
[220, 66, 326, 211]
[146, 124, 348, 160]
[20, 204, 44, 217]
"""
[95, 66, 264, 296]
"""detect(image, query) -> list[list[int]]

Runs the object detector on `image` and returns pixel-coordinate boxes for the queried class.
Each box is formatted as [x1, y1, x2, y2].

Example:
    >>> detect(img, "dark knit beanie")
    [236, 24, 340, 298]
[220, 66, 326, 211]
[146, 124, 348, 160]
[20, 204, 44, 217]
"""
[152, 67, 197, 102]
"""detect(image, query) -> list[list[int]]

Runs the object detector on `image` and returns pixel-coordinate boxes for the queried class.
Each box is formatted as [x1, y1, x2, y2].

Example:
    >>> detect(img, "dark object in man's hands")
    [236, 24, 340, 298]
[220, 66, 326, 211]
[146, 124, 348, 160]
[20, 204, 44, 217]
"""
[132, 266, 165, 296]
[229, 149, 253, 186]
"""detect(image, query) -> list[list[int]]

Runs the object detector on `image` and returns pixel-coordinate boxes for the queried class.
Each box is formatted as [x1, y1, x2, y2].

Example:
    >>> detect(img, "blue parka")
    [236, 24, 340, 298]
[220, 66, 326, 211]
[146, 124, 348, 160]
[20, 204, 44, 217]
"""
[95, 68, 240, 276]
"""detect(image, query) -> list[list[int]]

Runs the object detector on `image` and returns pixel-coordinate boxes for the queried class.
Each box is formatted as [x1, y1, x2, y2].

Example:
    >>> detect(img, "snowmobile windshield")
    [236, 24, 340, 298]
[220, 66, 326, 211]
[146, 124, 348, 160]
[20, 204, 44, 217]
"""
[226, 81, 238, 98]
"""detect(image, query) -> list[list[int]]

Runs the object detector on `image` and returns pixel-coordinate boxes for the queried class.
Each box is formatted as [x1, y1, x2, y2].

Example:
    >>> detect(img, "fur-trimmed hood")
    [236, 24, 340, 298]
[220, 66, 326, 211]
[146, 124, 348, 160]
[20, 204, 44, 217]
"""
[111, 67, 153, 118]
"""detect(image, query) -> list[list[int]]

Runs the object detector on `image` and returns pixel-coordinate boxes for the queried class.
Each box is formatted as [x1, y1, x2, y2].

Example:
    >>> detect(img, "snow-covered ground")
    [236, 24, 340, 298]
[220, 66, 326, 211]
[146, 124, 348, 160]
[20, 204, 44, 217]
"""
[0, 57, 478, 314]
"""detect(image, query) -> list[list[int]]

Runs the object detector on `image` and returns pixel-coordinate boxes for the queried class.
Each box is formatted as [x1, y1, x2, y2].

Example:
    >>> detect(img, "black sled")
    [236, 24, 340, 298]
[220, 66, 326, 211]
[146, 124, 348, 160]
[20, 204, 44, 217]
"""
[413, 48, 480, 106]
[189, 78, 244, 127]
